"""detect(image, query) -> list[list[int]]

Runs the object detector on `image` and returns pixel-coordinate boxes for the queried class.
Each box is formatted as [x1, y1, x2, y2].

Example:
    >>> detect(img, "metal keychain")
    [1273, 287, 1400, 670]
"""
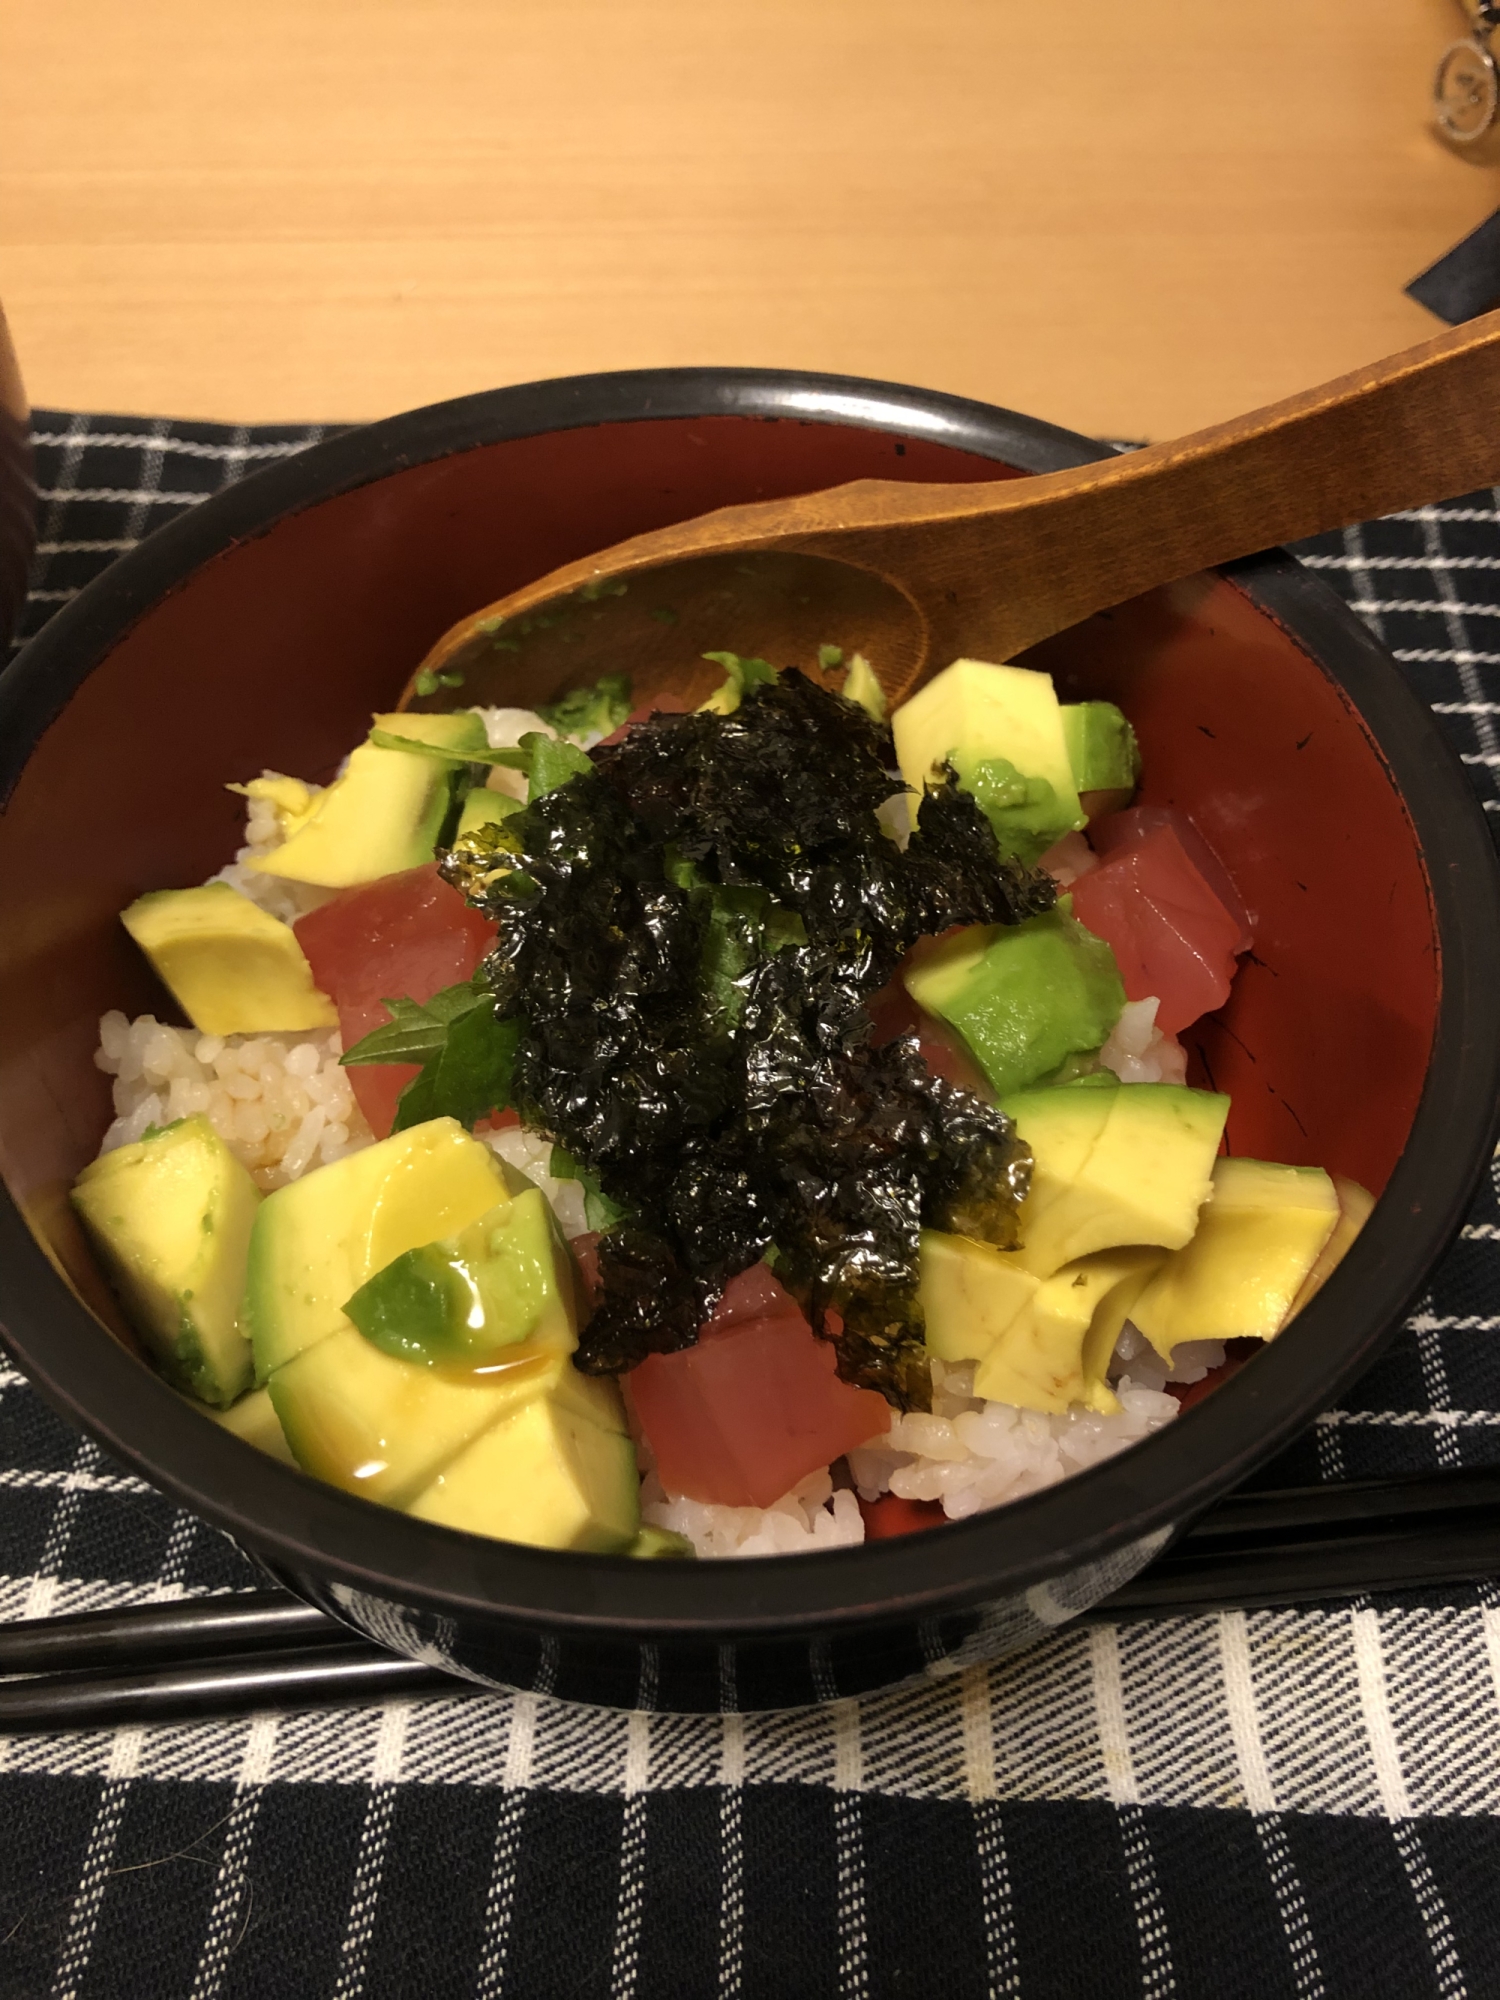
[1435, 1, 1500, 148]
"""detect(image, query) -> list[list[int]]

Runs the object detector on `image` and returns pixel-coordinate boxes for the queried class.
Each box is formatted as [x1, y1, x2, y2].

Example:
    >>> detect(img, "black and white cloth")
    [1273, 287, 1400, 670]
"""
[2, 414, 1499, 1999]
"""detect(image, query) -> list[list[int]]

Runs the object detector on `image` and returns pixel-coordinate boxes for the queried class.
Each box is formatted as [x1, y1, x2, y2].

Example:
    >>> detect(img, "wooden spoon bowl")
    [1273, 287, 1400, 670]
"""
[404, 307, 1500, 714]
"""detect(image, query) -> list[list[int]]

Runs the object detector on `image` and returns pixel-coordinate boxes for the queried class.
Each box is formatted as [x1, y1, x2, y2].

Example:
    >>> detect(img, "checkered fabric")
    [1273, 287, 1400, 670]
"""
[2, 414, 1500, 2000]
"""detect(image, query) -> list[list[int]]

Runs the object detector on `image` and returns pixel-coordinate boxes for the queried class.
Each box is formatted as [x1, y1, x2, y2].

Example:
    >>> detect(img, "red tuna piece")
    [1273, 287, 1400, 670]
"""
[1088, 806, 1253, 953]
[629, 1264, 892, 1509]
[295, 862, 496, 1137]
[1068, 824, 1245, 1035]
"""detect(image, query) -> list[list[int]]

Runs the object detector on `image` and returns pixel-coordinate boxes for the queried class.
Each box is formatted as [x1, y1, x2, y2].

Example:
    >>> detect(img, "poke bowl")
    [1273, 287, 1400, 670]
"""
[0, 367, 1495, 1714]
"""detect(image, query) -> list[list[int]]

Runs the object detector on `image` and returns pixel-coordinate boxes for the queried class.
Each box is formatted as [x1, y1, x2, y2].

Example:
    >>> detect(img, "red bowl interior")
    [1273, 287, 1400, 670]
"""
[0, 413, 1435, 1348]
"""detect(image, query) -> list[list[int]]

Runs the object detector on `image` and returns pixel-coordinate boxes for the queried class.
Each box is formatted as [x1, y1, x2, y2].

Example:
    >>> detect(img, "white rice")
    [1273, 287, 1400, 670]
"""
[1098, 995, 1187, 1085]
[472, 705, 558, 802]
[654, 1328, 1226, 1559]
[94, 1012, 373, 1192]
[641, 1465, 866, 1558]
[206, 774, 334, 925]
[481, 1124, 591, 1239]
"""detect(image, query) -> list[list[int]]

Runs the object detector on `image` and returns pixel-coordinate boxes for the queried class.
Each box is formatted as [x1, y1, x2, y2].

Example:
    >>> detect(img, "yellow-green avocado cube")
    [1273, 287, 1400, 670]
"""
[973, 1245, 1164, 1415]
[72, 1115, 259, 1407]
[245, 1116, 518, 1381]
[919, 1229, 1039, 1365]
[407, 1383, 638, 1554]
[269, 1335, 591, 1507]
[1131, 1157, 1340, 1355]
[252, 711, 488, 888]
[211, 1385, 297, 1465]
[121, 883, 337, 1036]
[1003, 1082, 1229, 1278]
[892, 659, 1084, 846]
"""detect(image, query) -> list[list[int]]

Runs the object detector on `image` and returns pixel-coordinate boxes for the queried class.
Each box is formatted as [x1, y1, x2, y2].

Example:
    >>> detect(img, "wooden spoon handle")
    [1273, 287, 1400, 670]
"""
[775, 305, 1500, 663]
[413, 307, 1500, 691]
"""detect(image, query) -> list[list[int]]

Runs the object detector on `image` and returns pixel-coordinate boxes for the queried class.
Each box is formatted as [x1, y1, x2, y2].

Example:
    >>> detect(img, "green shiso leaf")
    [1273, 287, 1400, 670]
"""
[341, 975, 520, 1133]
[367, 728, 531, 771]
[525, 733, 596, 801]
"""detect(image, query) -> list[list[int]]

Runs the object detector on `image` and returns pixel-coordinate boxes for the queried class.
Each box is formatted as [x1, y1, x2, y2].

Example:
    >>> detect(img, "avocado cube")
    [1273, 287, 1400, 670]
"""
[1005, 1083, 1229, 1278]
[407, 1386, 639, 1553]
[1078, 1246, 1167, 1397]
[1131, 1157, 1340, 1355]
[121, 882, 338, 1037]
[1061, 702, 1140, 814]
[892, 659, 1084, 854]
[918, 1228, 1039, 1366]
[343, 1187, 576, 1369]
[904, 908, 1126, 1098]
[972, 1245, 1158, 1415]
[1291, 1176, 1376, 1316]
[455, 787, 523, 839]
[245, 1116, 517, 1381]
[252, 710, 488, 888]
[72, 1115, 259, 1407]
[269, 1328, 593, 1506]
[211, 1385, 298, 1465]
[628, 1525, 695, 1560]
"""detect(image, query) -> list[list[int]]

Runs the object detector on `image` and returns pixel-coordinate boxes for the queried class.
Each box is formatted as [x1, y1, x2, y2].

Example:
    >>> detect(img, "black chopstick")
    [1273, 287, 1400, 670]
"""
[0, 1594, 343, 1675]
[4, 1463, 1499, 1727]
[0, 1645, 455, 1729]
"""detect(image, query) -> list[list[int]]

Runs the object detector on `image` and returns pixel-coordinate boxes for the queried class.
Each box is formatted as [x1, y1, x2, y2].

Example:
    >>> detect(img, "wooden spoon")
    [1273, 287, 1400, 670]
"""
[403, 308, 1500, 715]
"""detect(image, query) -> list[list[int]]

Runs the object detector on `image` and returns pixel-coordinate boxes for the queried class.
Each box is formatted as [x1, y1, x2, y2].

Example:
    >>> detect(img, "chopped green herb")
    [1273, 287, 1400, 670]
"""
[340, 976, 520, 1133]
[699, 651, 779, 716]
[536, 672, 632, 742]
[414, 666, 466, 698]
[817, 643, 844, 669]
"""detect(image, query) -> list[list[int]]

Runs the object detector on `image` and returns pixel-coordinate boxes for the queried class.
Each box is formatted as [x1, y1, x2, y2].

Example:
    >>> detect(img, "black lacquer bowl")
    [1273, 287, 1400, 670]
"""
[0, 369, 1496, 1712]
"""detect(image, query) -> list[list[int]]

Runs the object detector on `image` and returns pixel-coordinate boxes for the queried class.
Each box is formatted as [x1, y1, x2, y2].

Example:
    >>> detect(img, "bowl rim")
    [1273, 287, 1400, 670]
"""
[2, 363, 1498, 1639]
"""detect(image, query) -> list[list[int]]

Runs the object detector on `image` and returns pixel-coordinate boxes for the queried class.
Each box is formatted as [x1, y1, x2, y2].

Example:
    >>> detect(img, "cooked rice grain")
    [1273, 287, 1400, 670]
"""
[95, 1012, 372, 1191]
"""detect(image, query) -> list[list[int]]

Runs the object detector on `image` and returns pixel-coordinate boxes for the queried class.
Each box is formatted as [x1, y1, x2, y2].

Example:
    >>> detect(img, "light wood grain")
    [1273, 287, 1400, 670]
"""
[2, 0, 1498, 438]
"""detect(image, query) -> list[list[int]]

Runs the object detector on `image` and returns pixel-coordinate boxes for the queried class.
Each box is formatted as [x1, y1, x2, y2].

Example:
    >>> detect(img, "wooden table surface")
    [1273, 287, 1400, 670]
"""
[3, 0, 1499, 440]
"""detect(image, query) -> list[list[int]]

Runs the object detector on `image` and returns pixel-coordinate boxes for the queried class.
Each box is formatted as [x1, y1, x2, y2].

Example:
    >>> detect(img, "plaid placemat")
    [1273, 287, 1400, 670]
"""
[2, 413, 1499, 2000]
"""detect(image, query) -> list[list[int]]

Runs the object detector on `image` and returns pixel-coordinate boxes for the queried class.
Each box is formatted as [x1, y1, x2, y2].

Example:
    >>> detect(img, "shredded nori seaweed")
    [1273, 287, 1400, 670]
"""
[441, 671, 1054, 1409]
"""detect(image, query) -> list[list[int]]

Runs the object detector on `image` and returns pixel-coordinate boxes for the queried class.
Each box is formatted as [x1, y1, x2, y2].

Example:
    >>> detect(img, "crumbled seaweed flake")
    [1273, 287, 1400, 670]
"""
[451, 671, 1051, 1406]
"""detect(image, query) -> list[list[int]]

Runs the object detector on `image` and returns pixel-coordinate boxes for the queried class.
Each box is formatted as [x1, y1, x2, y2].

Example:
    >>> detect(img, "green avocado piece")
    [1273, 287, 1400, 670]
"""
[72, 1115, 259, 1407]
[455, 787, 523, 839]
[628, 1524, 696, 1560]
[406, 1385, 639, 1553]
[251, 711, 488, 888]
[892, 659, 1084, 858]
[904, 905, 1126, 1098]
[342, 1188, 576, 1369]
[269, 1330, 603, 1507]
[120, 883, 338, 1037]
[948, 752, 1069, 864]
[1002, 1082, 1230, 1278]
[211, 1384, 297, 1465]
[1061, 701, 1140, 814]
[919, 1227, 1039, 1365]
[244, 1115, 517, 1382]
